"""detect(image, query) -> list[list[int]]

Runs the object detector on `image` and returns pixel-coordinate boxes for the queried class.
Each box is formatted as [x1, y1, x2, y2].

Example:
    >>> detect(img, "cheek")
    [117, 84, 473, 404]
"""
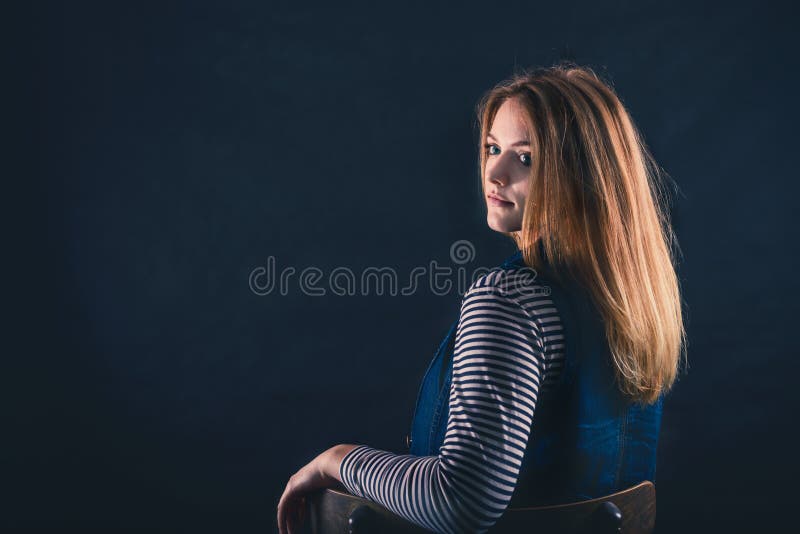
[514, 183, 529, 203]
[515, 180, 527, 193]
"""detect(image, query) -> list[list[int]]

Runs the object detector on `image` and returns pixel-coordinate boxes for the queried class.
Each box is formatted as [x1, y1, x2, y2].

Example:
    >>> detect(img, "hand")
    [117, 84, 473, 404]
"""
[277, 444, 358, 534]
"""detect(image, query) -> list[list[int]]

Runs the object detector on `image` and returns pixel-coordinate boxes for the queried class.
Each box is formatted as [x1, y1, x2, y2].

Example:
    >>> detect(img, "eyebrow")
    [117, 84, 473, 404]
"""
[487, 132, 530, 147]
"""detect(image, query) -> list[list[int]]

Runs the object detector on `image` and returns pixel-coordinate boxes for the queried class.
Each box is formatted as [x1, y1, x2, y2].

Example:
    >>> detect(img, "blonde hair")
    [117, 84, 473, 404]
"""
[477, 62, 687, 404]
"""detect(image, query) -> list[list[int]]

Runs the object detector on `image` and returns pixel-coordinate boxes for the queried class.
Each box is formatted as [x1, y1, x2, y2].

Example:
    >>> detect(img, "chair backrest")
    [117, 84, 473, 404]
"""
[306, 481, 656, 534]
[493, 481, 656, 533]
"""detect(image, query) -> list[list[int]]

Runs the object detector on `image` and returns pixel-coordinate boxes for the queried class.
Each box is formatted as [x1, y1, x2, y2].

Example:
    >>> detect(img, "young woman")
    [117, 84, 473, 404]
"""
[276, 62, 686, 534]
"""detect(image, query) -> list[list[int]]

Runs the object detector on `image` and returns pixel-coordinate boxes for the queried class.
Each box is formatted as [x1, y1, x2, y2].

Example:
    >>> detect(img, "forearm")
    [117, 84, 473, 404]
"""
[323, 443, 360, 483]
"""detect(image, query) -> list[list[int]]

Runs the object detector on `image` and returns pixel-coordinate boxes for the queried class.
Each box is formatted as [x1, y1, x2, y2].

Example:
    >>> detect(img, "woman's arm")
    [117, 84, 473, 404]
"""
[338, 275, 555, 534]
[276, 443, 359, 534]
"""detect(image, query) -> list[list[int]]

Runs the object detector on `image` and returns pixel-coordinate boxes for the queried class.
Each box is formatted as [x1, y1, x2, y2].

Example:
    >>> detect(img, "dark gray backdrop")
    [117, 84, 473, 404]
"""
[8, 1, 798, 532]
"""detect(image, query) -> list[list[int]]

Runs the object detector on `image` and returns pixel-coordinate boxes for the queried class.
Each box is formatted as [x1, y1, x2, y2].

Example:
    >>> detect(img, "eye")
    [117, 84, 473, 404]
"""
[484, 143, 500, 156]
[519, 153, 532, 167]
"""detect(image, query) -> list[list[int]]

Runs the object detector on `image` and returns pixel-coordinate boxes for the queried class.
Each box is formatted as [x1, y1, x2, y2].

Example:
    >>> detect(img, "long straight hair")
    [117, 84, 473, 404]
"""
[477, 62, 687, 404]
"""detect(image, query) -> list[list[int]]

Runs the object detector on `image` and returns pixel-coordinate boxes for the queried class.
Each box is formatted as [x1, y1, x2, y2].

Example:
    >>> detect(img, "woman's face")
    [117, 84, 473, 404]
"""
[483, 97, 532, 234]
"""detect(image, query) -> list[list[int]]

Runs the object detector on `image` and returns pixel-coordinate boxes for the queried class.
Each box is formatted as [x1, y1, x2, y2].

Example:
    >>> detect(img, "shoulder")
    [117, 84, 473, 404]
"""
[461, 265, 563, 344]
[465, 265, 553, 304]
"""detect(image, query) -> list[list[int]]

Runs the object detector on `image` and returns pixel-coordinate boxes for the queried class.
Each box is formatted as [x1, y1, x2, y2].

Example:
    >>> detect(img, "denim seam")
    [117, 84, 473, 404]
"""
[410, 318, 458, 452]
[428, 382, 448, 454]
[614, 408, 628, 488]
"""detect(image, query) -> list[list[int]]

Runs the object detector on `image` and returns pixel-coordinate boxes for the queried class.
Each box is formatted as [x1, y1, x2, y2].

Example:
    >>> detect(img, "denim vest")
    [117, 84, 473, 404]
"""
[407, 245, 664, 506]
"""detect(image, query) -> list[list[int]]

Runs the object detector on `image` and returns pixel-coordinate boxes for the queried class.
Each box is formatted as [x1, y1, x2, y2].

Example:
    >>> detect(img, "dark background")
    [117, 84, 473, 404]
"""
[7, 1, 798, 532]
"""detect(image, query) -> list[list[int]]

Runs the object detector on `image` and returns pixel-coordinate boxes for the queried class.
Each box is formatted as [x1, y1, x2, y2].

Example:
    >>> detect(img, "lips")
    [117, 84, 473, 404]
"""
[488, 193, 513, 206]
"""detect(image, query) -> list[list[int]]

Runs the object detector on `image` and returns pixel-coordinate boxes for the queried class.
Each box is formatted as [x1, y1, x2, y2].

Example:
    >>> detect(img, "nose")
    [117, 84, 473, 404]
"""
[487, 161, 509, 188]
[486, 146, 520, 188]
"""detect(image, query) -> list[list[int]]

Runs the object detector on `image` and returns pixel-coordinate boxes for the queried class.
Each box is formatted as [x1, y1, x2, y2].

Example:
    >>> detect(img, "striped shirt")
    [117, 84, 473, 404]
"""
[340, 266, 566, 533]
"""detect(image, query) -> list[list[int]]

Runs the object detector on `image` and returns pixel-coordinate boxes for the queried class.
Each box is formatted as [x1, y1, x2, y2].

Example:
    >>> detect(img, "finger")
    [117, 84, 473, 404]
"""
[277, 496, 287, 534]
[277, 483, 294, 534]
[287, 500, 298, 534]
[295, 498, 306, 533]
[295, 497, 308, 534]
[292, 497, 305, 534]
[298, 496, 306, 526]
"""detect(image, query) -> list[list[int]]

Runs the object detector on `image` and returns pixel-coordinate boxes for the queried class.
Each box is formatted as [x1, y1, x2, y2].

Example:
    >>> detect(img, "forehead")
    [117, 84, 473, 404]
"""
[489, 98, 529, 136]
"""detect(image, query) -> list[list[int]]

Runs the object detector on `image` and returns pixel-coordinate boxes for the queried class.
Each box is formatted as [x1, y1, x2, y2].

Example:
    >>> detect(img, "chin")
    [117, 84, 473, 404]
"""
[487, 216, 521, 234]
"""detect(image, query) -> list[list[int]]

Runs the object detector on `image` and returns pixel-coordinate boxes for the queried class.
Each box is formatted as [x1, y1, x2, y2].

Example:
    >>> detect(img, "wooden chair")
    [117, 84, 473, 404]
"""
[305, 481, 656, 534]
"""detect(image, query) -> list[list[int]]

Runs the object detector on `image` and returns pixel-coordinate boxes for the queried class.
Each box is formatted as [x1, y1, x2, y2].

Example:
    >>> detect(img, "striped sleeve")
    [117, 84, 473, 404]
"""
[339, 270, 560, 534]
